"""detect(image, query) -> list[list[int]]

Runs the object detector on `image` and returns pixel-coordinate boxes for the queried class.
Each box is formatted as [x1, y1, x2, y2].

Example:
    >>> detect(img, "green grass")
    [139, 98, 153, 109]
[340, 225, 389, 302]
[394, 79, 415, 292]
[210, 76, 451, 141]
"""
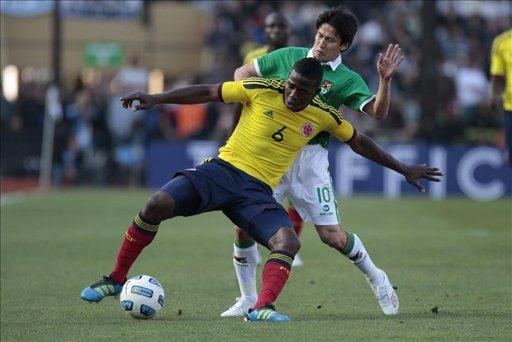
[1, 189, 511, 341]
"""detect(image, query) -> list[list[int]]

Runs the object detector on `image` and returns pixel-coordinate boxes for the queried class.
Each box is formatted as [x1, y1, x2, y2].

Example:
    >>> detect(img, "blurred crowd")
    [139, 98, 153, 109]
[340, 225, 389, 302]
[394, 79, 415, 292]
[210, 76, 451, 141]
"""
[1, 55, 231, 186]
[1, 0, 510, 186]
[201, 0, 510, 143]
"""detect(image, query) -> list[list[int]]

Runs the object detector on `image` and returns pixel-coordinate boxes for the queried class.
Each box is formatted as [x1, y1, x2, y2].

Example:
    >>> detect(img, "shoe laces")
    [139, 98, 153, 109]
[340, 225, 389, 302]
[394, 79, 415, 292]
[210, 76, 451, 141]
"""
[248, 303, 276, 314]
[231, 297, 244, 308]
[369, 274, 392, 299]
[91, 275, 113, 289]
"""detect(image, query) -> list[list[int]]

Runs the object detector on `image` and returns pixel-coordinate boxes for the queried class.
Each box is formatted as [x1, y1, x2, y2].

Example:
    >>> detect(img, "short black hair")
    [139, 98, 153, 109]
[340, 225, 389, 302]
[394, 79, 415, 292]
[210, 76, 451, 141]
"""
[316, 6, 358, 51]
[292, 58, 323, 87]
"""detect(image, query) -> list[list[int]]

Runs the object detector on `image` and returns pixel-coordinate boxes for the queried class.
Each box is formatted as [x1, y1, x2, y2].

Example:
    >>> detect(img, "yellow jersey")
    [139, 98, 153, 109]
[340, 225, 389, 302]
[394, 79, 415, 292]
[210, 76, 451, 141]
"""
[217, 77, 355, 188]
[490, 29, 512, 110]
[244, 45, 269, 65]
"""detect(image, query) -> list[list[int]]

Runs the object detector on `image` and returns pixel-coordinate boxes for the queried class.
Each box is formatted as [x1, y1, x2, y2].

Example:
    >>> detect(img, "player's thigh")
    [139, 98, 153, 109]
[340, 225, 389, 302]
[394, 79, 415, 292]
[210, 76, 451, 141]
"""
[224, 205, 293, 249]
[159, 175, 200, 217]
[288, 160, 340, 226]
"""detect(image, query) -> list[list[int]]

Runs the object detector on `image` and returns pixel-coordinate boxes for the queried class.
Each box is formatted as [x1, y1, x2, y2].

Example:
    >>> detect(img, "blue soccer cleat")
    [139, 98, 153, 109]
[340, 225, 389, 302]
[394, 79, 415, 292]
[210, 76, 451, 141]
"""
[244, 304, 290, 322]
[80, 275, 123, 302]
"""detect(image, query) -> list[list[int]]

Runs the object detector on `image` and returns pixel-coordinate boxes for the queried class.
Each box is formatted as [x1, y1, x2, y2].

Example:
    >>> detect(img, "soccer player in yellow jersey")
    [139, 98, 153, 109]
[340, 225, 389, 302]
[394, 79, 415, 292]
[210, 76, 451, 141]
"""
[239, 11, 311, 268]
[243, 12, 290, 65]
[490, 28, 512, 166]
[80, 58, 442, 322]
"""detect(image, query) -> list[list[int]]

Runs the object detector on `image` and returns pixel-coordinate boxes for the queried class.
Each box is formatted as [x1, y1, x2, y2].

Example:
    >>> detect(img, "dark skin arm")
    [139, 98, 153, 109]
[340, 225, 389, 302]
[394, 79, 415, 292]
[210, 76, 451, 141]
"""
[490, 75, 505, 111]
[346, 131, 443, 192]
[120, 84, 222, 110]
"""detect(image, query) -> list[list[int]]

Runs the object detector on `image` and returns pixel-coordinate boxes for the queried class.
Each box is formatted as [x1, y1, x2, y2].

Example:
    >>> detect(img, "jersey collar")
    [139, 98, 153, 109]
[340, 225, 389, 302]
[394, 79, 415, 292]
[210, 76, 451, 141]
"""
[307, 49, 342, 71]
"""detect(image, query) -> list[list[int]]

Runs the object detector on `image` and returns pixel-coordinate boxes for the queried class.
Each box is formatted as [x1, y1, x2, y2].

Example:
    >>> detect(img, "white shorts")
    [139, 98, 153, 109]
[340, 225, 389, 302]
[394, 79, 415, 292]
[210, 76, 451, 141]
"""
[273, 144, 340, 226]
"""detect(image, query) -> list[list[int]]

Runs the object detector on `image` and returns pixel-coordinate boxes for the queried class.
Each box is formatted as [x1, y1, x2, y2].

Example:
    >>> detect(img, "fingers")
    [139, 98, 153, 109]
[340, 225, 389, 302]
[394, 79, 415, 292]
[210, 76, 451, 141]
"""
[384, 43, 393, 57]
[120, 93, 141, 102]
[394, 51, 405, 66]
[120, 93, 144, 109]
[377, 52, 383, 64]
[391, 44, 401, 61]
[425, 167, 443, 176]
[411, 180, 425, 192]
[425, 175, 441, 182]
[122, 100, 132, 109]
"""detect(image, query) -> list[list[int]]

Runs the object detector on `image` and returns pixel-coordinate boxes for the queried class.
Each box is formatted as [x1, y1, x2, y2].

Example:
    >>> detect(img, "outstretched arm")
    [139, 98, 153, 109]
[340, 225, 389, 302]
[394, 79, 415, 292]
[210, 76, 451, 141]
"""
[364, 44, 404, 120]
[120, 84, 222, 111]
[346, 131, 442, 192]
[234, 62, 259, 81]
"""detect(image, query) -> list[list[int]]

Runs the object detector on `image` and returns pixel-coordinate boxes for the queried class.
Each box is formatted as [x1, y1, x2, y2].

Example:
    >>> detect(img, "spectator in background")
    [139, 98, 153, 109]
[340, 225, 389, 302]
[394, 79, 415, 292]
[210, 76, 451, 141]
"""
[111, 55, 148, 95]
[490, 28, 512, 165]
[455, 55, 489, 121]
[198, 0, 510, 145]
[62, 89, 107, 184]
[107, 54, 149, 185]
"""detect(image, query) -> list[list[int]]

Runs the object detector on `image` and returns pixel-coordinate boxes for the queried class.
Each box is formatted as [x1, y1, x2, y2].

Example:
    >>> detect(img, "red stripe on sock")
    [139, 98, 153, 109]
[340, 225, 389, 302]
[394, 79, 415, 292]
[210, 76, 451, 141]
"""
[110, 224, 155, 284]
[254, 260, 291, 309]
[287, 207, 303, 237]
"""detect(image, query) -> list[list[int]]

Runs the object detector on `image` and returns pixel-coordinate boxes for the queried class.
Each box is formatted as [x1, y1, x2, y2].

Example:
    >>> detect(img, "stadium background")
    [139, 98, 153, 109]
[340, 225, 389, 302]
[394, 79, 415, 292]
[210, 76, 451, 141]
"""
[1, 0, 510, 200]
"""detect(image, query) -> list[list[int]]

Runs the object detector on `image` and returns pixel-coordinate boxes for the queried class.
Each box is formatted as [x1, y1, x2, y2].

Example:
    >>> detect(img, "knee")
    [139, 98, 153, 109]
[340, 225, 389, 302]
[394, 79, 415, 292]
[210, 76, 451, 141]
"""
[268, 228, 301, 255]
[319, 230, 346, 253]
[235, 226, 254, 244]
[142, 191, 175, 223]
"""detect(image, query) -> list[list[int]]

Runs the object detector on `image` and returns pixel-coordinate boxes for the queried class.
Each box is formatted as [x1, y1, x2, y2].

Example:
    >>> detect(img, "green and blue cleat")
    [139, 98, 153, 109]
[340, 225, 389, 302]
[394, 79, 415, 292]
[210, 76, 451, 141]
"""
[244, 304, 290, 322]
[80, 276, 123, 302]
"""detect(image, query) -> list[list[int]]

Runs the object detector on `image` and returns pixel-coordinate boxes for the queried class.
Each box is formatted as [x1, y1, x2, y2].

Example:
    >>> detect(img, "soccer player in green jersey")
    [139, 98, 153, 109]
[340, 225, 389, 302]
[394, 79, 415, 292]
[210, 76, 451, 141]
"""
[222, 6, 405, 317]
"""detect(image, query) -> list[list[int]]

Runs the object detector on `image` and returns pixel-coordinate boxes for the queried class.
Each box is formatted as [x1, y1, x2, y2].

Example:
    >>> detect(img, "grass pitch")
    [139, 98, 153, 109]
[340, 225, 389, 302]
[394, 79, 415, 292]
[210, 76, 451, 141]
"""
[1, 189, 511, 341]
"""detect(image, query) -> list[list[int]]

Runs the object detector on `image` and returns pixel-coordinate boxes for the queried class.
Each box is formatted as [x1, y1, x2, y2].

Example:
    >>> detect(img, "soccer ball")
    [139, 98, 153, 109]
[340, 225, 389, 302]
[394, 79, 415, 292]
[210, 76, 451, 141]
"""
[120, 275, 165, 319]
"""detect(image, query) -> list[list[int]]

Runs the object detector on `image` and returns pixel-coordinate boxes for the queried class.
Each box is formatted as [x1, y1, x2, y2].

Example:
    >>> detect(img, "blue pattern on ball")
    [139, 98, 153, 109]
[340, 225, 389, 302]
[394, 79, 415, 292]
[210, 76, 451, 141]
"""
[140, 304, 156, 317]
[121, 300, 133, 311]
[131, 285, 153, 298]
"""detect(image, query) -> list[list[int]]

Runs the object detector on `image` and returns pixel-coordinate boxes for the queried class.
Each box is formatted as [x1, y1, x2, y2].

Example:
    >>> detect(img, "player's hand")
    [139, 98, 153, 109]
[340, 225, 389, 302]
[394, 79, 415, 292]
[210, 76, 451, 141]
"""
[403, 164, 443, 192]
[377, 44, 404, 80]
[120, 92, 156, 111]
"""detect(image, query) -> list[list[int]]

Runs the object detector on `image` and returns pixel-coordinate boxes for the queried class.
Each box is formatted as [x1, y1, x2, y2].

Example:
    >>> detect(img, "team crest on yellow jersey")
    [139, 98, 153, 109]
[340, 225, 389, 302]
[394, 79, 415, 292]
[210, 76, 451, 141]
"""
[301, 122, 314, 137]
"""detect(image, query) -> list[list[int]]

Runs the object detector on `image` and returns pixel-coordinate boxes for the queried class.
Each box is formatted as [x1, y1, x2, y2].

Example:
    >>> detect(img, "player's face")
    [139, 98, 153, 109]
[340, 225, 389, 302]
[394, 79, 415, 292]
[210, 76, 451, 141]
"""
[313, 23, 348, 62]
[284, 70, 319, 112]
[265, 15, 290, 47]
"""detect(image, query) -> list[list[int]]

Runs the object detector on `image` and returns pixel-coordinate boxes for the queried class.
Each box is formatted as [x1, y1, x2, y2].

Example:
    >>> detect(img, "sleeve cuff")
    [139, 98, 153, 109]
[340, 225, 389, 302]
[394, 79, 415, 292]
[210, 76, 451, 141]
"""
[254, 59, 262, 77]
[345, 128, 357, 143]
[217, 83, 224, 102]
[359, 95, 376, 114]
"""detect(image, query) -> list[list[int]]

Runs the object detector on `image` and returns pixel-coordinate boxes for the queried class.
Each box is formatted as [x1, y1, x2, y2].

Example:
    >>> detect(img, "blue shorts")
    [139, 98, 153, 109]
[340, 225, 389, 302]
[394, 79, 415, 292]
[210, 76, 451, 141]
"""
[159, 158, 292, 246]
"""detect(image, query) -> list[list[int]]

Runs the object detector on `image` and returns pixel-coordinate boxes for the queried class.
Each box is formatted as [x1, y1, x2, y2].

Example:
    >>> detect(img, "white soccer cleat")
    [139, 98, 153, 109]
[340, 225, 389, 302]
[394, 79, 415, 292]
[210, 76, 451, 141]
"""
[292, 254, 303, 267]
[367, 270, 399, 315]
[220, 296, 257, 317]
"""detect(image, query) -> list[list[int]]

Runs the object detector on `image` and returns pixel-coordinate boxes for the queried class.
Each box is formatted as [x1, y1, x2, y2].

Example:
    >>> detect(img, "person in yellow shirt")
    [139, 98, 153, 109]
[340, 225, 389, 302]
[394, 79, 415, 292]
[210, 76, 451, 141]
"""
[243, 12, 290, 65]
[490, 28, 512, 166]
[80, 58, 442, 322]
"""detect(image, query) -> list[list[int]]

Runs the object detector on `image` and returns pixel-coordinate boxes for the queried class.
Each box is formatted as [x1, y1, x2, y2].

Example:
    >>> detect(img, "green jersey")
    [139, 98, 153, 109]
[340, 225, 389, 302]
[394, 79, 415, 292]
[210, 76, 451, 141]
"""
[256, 47, 374, 148]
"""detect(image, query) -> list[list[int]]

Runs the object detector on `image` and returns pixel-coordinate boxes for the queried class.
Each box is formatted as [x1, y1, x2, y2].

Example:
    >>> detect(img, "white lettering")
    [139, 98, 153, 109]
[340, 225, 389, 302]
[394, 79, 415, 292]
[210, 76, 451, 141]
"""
[383, 145, 418, 199]
[457, 147, 505, 201]
[186, 141, 219, 166]
[429, 146, 447, 200]
[335, 146, 370, 197]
